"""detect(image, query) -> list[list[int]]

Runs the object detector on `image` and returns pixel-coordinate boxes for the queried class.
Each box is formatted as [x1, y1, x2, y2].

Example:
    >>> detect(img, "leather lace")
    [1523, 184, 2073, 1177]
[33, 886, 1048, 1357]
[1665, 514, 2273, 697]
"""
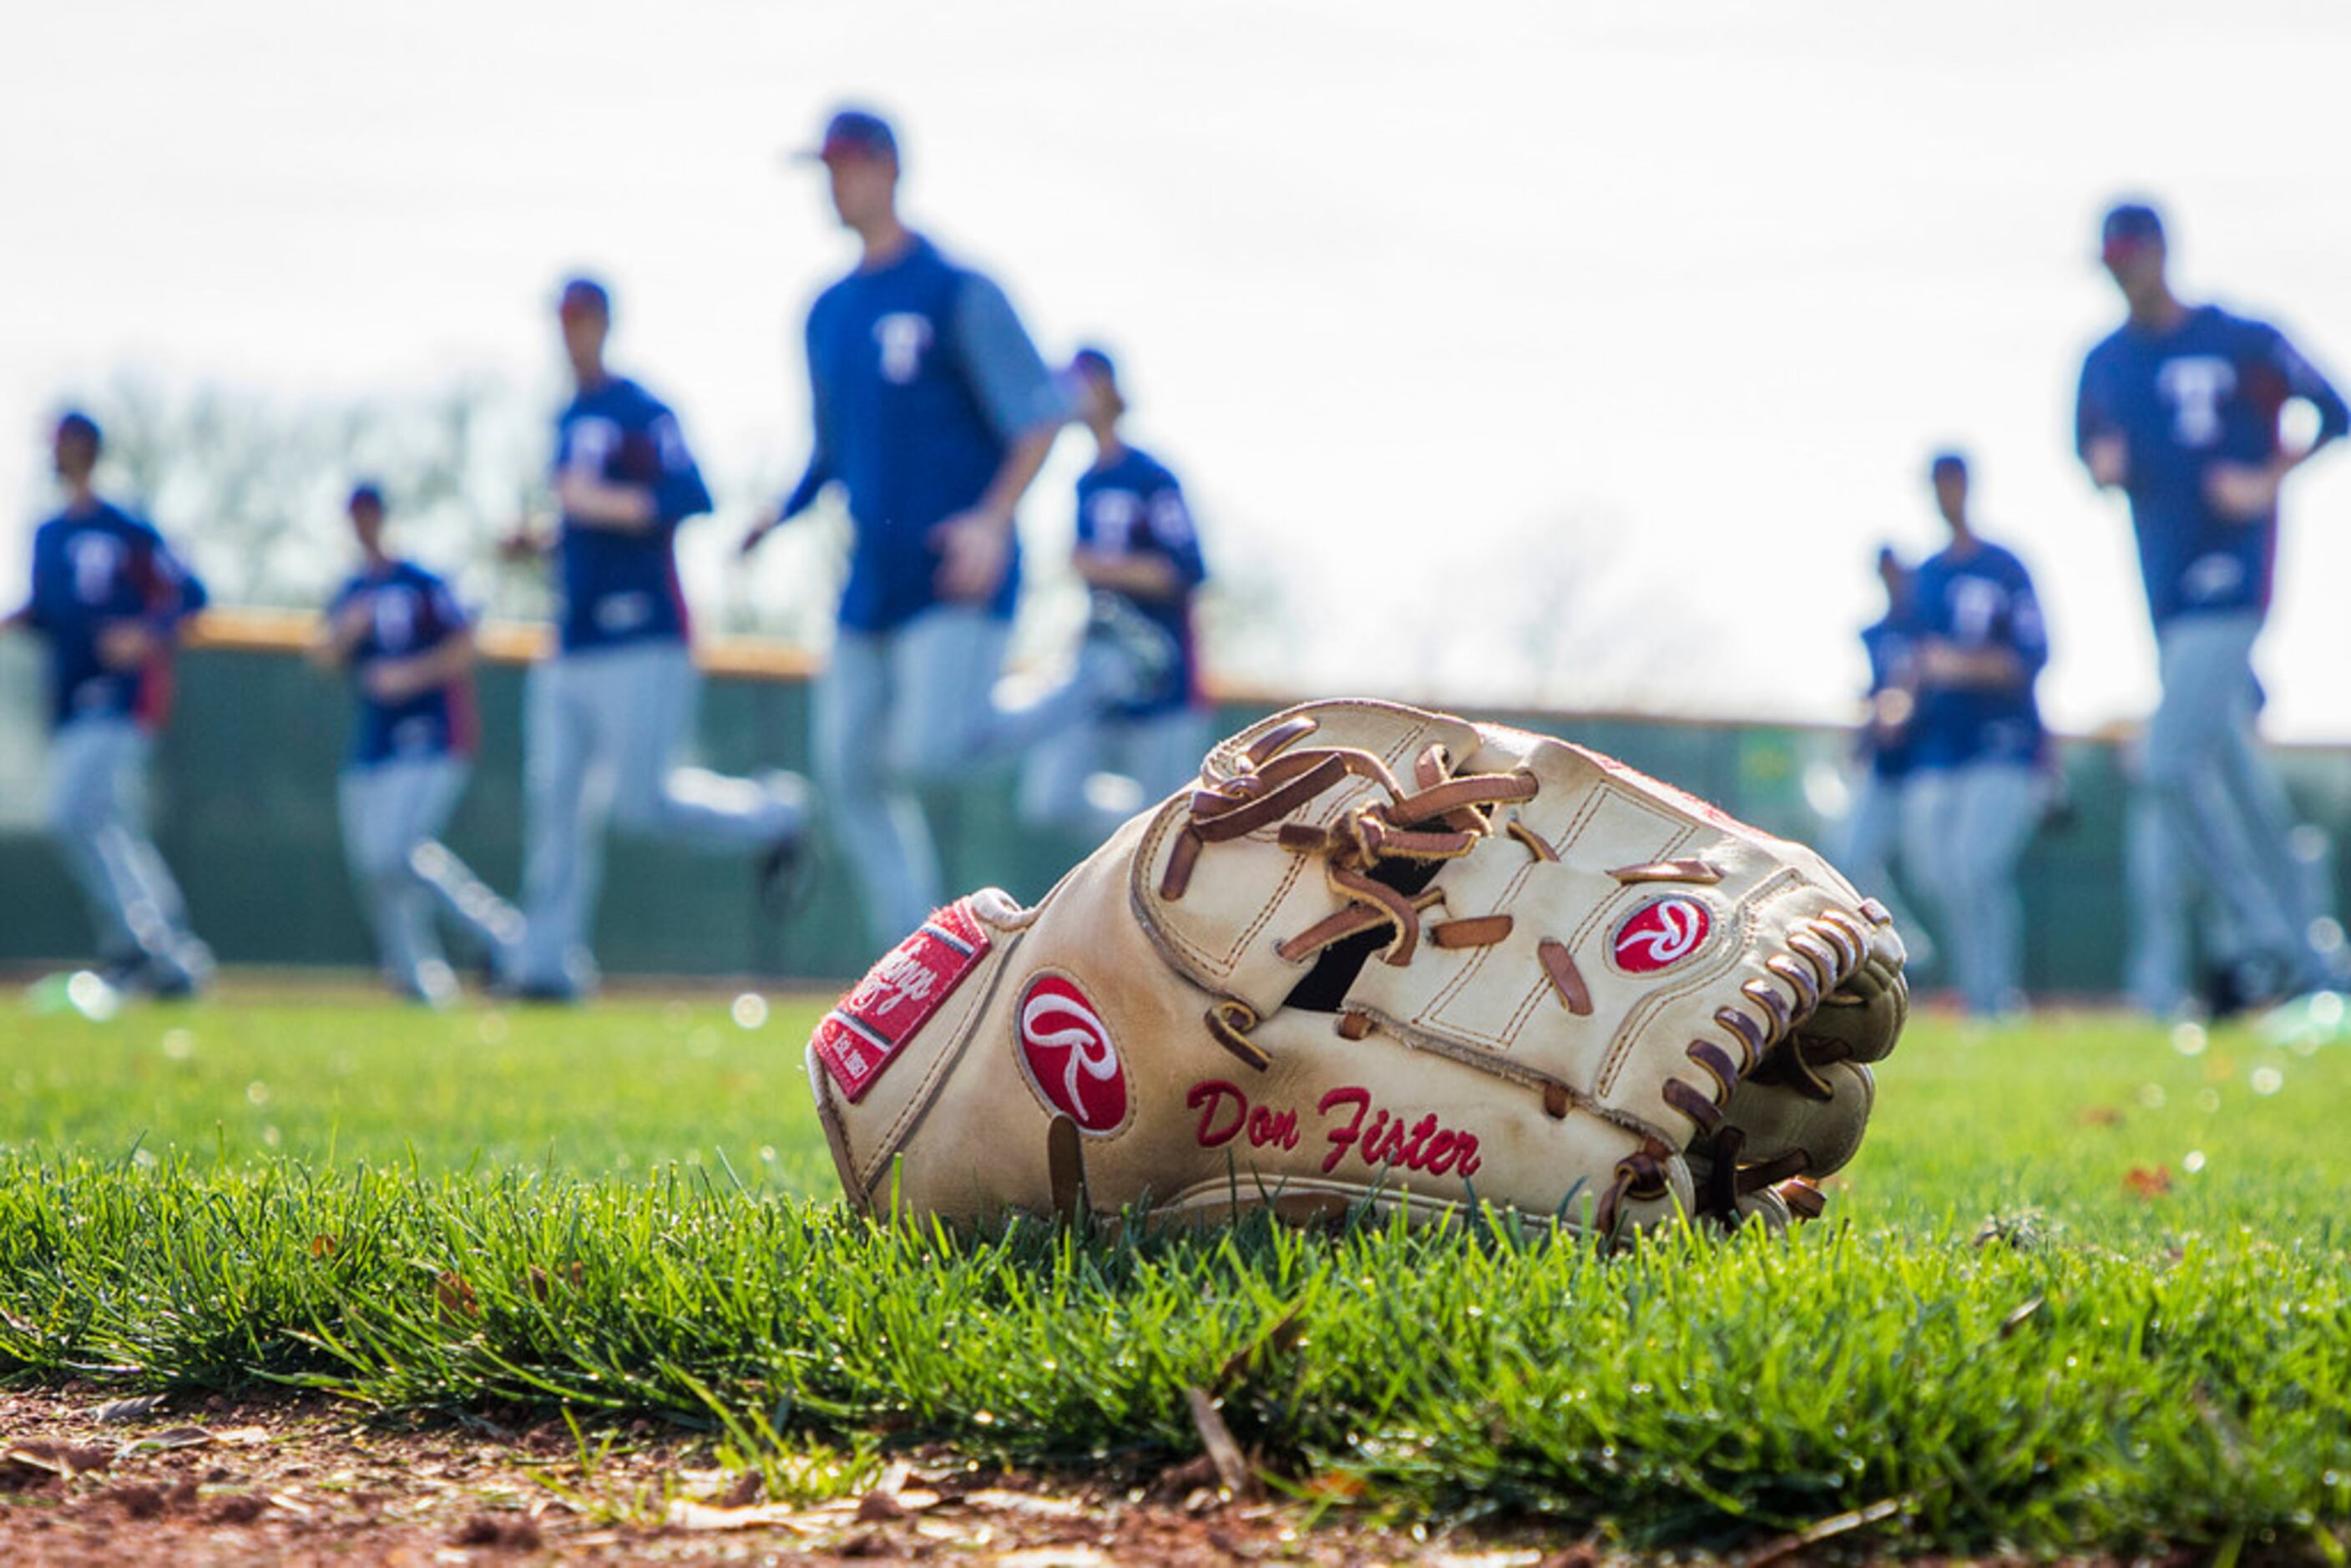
[1164, 714, 1883, 1232]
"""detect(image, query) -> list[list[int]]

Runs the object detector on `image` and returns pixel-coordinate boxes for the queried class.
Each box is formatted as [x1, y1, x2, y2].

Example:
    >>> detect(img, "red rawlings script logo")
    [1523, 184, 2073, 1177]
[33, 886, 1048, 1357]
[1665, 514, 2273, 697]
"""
[1187, 1080, 1484, 1179]
[811, 899, 989, 1102]
[1017, 974, 1129, 1133]
[1611, 895, 1711, 974]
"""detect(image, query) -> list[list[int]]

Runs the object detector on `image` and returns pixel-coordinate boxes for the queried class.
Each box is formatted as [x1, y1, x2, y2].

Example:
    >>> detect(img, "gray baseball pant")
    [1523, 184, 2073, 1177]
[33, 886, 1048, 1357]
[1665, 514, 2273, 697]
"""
[340, 754, 518, 999]
[43, 715, 205, 987]
[515, 640, 805, 992]
[1018, 705, 1210, 844]
[817, 605, 1115, 953]
[1901, 760, 2040, 1017]
[2139, 612, 2337, 994]
[1830, 768, 1938, 963]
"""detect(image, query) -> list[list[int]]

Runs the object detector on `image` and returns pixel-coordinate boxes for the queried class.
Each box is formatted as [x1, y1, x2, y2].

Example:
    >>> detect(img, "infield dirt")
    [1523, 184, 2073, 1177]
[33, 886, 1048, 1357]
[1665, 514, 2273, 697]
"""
[2, 1385, 1638, 1566]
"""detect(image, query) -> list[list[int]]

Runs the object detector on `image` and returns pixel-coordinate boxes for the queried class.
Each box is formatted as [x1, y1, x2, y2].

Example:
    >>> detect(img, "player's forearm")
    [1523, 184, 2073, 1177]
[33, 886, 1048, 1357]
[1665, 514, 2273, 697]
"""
[406, 634, 475, 686]
[372, 635, 473, 700]
[1074, 551, 1182, 599]
[556, 474, 659, 532]
[2081, 432, 2129, 488]
[1922, 644, 2030, 690]
[973, 425, 1059, 526]
[307, 620, 362, 670]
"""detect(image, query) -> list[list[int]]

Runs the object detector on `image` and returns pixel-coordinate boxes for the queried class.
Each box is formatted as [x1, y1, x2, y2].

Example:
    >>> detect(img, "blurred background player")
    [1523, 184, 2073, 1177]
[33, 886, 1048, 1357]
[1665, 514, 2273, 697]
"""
[1900, 452, 2048, 1019]
[2076, 200, 2348, 1009]
[311, 483, 519, 1005]
[2, 412, 212, 996]
[741, 108, 1072, 952]
[501, 278, 808, 1000]
[1016, 346, 1210, 842]
[1831, 546, 1931, 961]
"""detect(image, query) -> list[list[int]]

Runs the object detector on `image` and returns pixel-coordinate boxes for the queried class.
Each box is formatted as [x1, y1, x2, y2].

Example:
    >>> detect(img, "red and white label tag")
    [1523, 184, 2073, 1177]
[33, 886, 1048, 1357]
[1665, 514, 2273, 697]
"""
[811, 899, 990, 1102]
[1611, 896, 1712, 974]
[1015, 974, 1129, 1133]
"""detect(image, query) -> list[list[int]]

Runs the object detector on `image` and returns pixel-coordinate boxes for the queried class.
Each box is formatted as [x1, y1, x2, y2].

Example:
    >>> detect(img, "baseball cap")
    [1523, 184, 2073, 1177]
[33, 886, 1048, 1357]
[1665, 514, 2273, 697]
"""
[1929, 450, 1969, 480]
[54, 409, 102, 450]
[2100, 201, 2166, 263]
[557, 276, 611, 320]
[800, 107, 898, 164]
[1070, 345, 1119, 382]
[347, 481, 386, 512]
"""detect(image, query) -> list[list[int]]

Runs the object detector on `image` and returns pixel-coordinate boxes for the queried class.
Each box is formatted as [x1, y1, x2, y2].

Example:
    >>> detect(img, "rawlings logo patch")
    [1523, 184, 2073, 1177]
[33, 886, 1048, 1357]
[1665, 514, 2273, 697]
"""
[1610, 896, 1711, 974]
[1016, 974, 1129, 1133]
[811, 899, 989, 1102]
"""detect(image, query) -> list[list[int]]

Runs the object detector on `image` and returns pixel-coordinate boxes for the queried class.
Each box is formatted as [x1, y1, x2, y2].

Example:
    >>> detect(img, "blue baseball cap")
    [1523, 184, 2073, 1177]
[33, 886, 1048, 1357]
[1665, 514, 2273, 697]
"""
[558, 276, 610, 319]
[54, 409, 102, 450]
[2101, 201, 2165, 261]
[1929, 449, 1969, 480]
[801, 107, 898, 164]
[1070, 345, 1118, 382]
[347, 481, 386, 512]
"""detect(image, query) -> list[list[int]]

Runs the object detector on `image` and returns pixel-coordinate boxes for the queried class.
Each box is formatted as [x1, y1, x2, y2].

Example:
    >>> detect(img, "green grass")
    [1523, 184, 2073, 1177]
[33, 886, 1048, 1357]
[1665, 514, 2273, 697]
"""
[3, 988, 2349, 1556]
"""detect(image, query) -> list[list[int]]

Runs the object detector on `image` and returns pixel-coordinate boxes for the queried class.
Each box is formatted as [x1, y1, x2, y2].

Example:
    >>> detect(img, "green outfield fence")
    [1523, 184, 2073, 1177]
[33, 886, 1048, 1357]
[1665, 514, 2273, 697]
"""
[5, 609, 2348, 994]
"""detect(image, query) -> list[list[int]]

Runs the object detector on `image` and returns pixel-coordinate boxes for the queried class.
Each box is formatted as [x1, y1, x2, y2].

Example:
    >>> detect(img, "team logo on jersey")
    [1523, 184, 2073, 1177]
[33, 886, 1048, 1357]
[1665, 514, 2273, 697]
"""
[1015, 974, 1128, 1133]
[1610, 896, 1712, 974]
[2157, 355, 2235, 448]
[811, 900, 991, 1102]
[875, 313, 933, 384]
[2182, 553, 2246, 604]
[66, 531, 123, 605]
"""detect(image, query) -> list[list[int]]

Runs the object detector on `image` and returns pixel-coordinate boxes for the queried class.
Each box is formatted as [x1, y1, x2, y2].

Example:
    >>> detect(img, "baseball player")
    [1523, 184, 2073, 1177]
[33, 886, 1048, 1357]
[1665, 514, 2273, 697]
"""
[1017, 346, 1210, 843]
[501, 277, 809, 1000]
[741, 108, 1073, 952]
[2076, 200, 2348, 1009]
[1832, 548, 1929, 953]
[1899, 453, 2048, 1019]
[3, 412, 212, 996]
[312, 483, 519, 1004]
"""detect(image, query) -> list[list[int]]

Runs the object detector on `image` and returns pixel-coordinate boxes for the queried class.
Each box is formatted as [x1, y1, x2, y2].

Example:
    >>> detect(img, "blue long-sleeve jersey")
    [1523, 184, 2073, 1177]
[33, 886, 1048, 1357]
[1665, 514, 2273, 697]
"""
[1076, 445, 1206, 718]
[1909, 539, 2046, 771]
[326, 559, 476, 767]
[782, 235, 1065, 633]
[22, 498, 207, 731]
[2076, 303, 2348, 626]
[551, 376, 712, 653]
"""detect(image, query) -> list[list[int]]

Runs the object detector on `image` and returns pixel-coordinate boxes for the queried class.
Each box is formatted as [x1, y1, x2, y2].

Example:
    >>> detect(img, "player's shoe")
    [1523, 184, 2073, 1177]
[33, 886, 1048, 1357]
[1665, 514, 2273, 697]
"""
[97, 938, 211, 1001]
[757, 830, 820, 922]
[94, 953, 150, 992]
[498, 978, 584, 1005]
[755, 773, 818, 920]
[153, 937, 215, 1001]
[397, 959, 462, 1010]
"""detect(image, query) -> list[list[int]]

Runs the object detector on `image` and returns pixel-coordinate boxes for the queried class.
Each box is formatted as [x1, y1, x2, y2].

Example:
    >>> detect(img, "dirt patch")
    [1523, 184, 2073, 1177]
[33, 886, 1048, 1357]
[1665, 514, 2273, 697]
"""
[1, 1386, 1595, 1565]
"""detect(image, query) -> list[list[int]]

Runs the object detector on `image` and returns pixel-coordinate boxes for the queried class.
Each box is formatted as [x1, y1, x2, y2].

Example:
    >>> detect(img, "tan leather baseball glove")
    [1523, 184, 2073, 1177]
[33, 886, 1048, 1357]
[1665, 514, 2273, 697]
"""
[805, 699, 1906, 1240]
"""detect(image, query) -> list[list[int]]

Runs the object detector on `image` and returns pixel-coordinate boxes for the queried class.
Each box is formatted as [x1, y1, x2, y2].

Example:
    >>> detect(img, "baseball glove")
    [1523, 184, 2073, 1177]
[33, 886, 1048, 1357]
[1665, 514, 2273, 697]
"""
[805, 698, 1906, 1240]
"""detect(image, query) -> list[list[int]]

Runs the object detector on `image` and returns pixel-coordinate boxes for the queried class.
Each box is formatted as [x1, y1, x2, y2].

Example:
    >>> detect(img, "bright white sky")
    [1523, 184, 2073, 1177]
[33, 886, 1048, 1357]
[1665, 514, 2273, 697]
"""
[6, 0, 2351, 735]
